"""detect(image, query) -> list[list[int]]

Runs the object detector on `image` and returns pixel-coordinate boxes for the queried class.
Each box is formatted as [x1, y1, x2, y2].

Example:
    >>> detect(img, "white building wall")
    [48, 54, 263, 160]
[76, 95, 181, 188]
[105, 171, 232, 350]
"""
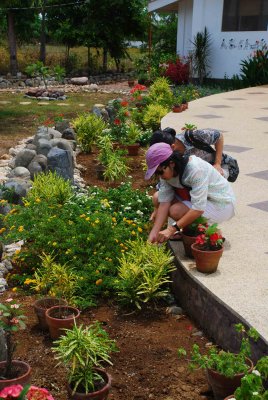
[176, 0, 268, 79]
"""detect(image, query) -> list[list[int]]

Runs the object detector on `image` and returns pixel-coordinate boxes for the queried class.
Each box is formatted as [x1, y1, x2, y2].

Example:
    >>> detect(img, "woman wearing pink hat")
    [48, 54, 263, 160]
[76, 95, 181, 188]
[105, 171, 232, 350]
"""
[145, 143, 235, 244]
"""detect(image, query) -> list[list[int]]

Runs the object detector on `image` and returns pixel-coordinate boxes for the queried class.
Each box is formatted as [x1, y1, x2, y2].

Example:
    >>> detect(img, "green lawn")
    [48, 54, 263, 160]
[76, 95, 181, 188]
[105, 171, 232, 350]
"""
[0, 91, 117, 155]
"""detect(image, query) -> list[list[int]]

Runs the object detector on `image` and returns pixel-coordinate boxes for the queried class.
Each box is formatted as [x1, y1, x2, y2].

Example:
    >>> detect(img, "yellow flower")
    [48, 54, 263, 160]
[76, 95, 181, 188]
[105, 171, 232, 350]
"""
[131, 231, 136, 235]
[0, 199, 7, 204]
[138, 227, 143, 233]
[65, 249, 72, 255]
[95, 270, 100, 274]
[12, 287, 17, 292]
[120, 243, 124, 247]
[18, 226, 24, 232]
[35, 198, 41, 203]
[80, 214, 86, 218]
[86, 217, 90, 221]
[0, 227, 6, 234]
[52, 242, 57, 246]
[95, 219, 100, 224]
[96, 279, 103, 286]
[93, 251, 97, 255]
[112, 217, 116, 223]
[14, 249, 20, 255]
[115, 239, 119, 243]
[9, 209, 17, 215]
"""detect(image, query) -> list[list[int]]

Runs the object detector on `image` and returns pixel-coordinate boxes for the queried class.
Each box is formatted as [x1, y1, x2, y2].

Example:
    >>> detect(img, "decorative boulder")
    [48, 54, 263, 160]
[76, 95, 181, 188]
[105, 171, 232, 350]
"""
[9, 166, 31, 180]
[28, 161, 43, 179]
[62, 128, 76, 141]
[55, 120, 70, 133]
[3, 178, 32, 204]
[47, 147, 74, 181]
[36, 138, 52, 156]
[14, 149, 36, 168]
[70, 77, 88, 85]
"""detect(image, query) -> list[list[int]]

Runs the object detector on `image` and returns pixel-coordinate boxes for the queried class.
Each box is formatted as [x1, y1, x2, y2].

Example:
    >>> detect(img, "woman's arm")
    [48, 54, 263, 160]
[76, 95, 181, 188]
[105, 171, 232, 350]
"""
[148, 201, 171, 243]
[157, 209, 203, 243]
[214, 133, 224, 175]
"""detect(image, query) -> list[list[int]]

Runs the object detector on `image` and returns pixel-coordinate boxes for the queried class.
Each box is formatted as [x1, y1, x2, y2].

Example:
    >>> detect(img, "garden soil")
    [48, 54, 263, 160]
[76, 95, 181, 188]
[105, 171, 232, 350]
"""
[1, 82, 214, 399]
[2, 291, 213, 400]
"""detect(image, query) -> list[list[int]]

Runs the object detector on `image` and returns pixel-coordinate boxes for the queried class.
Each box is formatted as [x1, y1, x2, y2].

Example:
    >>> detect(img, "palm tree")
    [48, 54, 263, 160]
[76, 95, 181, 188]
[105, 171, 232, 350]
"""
[191, 26, 212, 85]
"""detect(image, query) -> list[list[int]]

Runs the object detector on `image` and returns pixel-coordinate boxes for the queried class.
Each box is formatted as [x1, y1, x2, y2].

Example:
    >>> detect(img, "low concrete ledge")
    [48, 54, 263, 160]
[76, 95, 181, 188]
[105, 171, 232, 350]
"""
[169, 241, 268, 362]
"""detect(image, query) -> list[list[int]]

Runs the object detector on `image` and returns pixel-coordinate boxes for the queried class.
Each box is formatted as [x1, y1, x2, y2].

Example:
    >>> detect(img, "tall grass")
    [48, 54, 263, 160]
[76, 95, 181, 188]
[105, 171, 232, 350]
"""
[0, 43, 141, 75]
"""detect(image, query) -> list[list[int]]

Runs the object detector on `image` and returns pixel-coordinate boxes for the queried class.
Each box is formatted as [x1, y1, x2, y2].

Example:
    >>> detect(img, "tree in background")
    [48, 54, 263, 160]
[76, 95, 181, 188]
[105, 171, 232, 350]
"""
[0, 0, 37, 75]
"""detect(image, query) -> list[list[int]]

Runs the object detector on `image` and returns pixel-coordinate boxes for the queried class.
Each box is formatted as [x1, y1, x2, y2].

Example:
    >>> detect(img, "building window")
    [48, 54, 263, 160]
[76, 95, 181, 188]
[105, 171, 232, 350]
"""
[222, 0, 268, 31]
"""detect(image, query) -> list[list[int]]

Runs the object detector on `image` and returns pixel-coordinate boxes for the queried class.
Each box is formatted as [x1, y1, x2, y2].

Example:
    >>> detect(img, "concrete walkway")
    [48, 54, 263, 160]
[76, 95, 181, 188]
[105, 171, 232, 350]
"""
[161, 86, 268, 344]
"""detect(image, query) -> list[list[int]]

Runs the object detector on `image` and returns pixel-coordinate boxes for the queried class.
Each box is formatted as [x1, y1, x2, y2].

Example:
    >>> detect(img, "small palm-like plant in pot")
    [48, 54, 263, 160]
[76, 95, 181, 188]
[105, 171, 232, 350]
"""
[52, 322, 117, 398]
[178, 323, 259, 400]
[191, 223, 224, 273]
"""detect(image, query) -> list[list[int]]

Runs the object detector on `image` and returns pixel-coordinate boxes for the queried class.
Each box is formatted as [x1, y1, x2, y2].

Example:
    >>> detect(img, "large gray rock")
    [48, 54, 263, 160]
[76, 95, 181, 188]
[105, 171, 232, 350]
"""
[32, 154, 47, 171]
[55, 120, 70, 133]
[28, 161, 43, 179]
[4, 178, 32, 203]
[70, 77, 88, 85]
[14, 149, 36, 167]
[47, 147, 74, 181]
[62, 128, 76, 141]
[36, 138, 52, 156]
[50, 138, 75, 152]
[9, 166, 31, 180]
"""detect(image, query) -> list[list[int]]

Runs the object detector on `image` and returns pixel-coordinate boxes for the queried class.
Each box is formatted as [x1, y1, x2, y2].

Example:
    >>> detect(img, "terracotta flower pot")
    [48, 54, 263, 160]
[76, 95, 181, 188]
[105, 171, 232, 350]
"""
[33, 297, 68, 331]
[45, 305, 80, 340]
[191, 243, 224, 273]
[206, 358, 253, 400]
[0, 360, 31, 390]
[67, 369, 111, 400]
[172, 105, 182, 113]
[182, 233, 196, 258]
[126, 143, 140, 156]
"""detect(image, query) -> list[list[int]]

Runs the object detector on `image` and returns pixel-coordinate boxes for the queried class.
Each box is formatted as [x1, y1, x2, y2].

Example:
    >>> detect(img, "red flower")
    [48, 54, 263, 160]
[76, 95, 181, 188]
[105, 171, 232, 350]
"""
[121, 100, 128, 107]
[0, 385, 23, 398]
[114, 118, 121, 125]
[209, 233, 222, 243]
[195, 234, 205, 245]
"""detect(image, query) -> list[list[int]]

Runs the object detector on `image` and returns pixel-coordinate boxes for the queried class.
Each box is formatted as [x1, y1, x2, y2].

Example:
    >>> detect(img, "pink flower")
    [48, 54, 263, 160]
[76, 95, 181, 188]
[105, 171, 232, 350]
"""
[195, 234, 205, 245]
[0, 385, 23, 398]
[27, 386, 55, 400]
[5, 298, 13, 302]
[10, 317, 19, 324]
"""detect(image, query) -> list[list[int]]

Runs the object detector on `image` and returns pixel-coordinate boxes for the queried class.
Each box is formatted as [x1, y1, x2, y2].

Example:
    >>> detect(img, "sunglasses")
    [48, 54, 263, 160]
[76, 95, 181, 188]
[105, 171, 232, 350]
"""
[155, 165, 169, 176]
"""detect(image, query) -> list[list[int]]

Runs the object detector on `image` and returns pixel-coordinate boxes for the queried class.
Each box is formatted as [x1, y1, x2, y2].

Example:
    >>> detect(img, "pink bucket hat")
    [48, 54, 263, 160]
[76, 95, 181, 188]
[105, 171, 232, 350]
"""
[145, 143, 173, 180]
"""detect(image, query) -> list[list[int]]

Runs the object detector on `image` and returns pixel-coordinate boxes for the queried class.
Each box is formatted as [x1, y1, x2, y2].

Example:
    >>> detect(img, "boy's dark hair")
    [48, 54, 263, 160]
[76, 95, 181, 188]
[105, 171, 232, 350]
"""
[149, 128, 176, 147]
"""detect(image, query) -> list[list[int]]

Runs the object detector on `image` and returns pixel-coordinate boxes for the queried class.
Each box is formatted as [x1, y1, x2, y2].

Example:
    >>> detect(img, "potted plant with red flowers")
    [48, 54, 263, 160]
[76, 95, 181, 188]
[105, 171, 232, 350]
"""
[191, 223, 224, 273]
[0, 384, 55, 399]
[0, 298, 30, 390]
[182, 216, 208, 258]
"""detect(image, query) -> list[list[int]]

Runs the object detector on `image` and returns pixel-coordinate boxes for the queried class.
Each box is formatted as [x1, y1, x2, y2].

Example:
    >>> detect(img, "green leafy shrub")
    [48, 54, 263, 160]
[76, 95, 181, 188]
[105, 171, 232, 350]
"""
[240, 48, 268, 86]
[26, 171, 74, 205]
[72, 113, 107, 153]
[148, 77, 174, 107]
[178, 323, 259, 378]
[143, 103, 169, 131]
[3, 183, 152, 307]
[115, 238, 175, 309]
[32, 253, 79, 305]
[25, 61, 65, 88]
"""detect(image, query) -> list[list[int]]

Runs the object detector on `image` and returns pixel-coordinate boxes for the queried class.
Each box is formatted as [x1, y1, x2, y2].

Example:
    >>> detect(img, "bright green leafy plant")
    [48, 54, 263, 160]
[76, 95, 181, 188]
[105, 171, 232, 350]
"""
[52, 322, 117, 394]
[32, 253, 79, 306]
[143, 103, 169, 131]
[26, 171, 74, 205]
[148, 77, 174, 107]
[178, 324, 259, 378]
[231, 356, 268, 399]
[0, 298, 27, 378]
[72, 113, 107, 153]
[115, 238, 175, 309]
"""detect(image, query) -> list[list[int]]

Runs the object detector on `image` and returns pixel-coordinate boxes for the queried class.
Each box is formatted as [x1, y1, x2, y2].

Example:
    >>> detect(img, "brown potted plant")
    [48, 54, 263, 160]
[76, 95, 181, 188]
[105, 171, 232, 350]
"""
[52, 322, 118, 399]
[0, 298, 31, 390]
[31, 253, 80, 339]
[172, 103, 183, 113]
[178, 323, 259, 400]
[191, 223, 224, 273]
